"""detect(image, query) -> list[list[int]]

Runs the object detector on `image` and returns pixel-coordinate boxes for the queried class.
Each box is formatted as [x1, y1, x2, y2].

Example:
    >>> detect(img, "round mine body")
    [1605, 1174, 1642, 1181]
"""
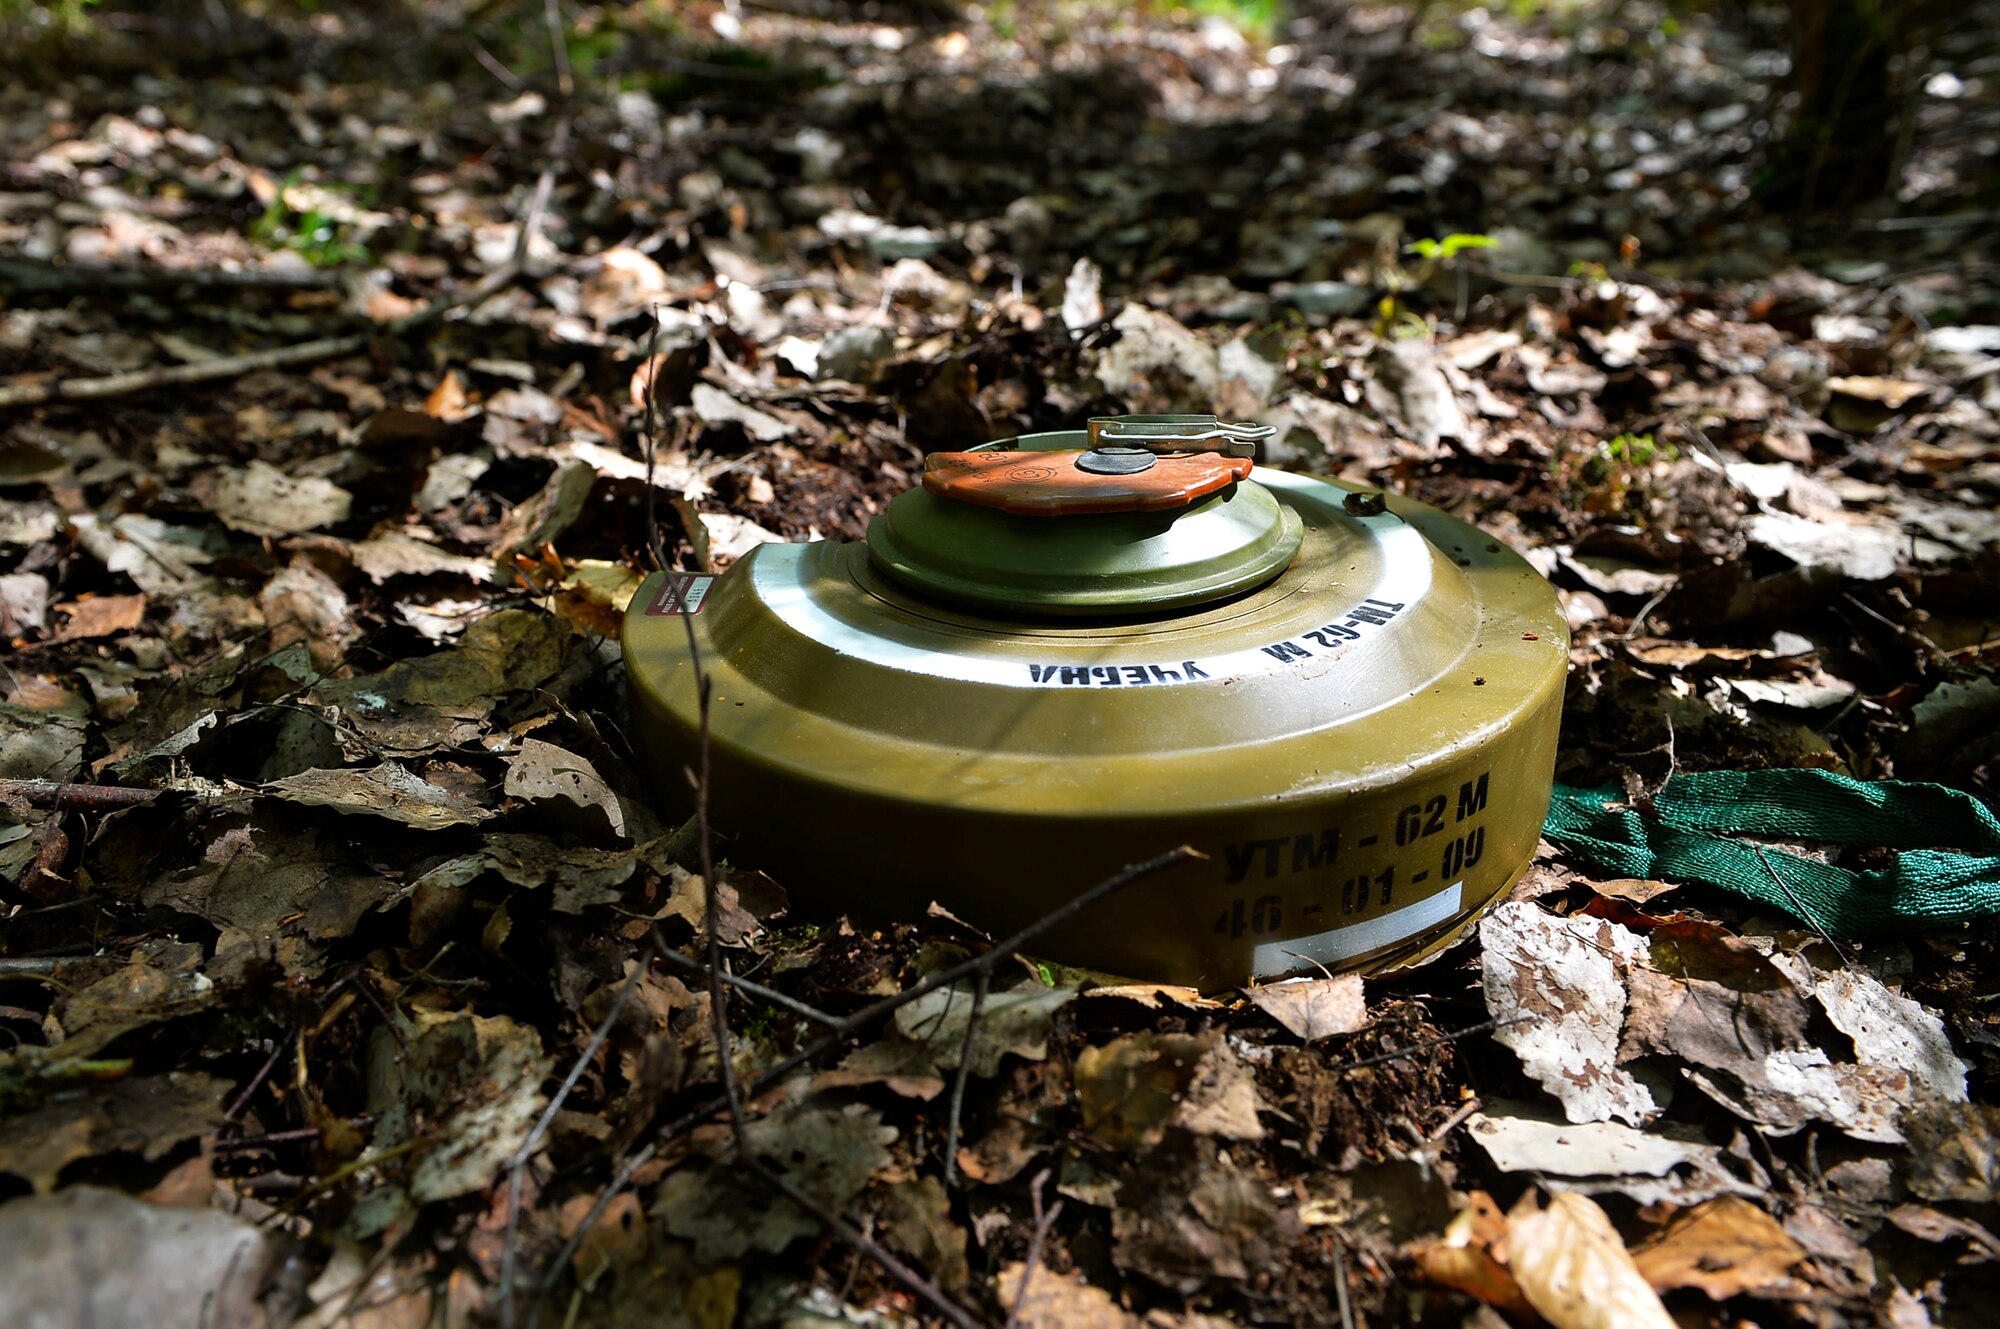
[623, 433, 1567, 990]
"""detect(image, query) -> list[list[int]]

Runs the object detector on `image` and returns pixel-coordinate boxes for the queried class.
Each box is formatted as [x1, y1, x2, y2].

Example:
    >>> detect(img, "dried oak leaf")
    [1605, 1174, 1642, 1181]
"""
[49, 940, 214, 1058]
[410, 832, 659, 915]
[1624, 923, 1904, 1142]
[504, 737, 628, 843]
[1902, 1103, 2000, 1204]
[349, 531, 500, 584]
[1631, 1196, 1806, 1299]
[0, 1185, 271, 1329]
[142, 812, 389, 981]
[313, 607, 567, 755]
[1782, 957, 1969, 1102]
[1464, 1104, 1753, 1208]
[1480, 902, 1657, 1126]
[818, 1038, 946, 1101]
[1407, 1191, 1532, 1318]
[48, 592, 145, 643]
[1506, 1191, 1677, 1329]
[876, 1175, 970, 1292]
[1075, 1031, 1266, 1152]
[0, 700, 84, 782]
[496, 460, 596, 554]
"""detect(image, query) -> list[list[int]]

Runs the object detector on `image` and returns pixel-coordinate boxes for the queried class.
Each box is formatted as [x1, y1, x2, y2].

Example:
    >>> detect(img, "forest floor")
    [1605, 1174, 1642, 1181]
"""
[2, 1, 2000, 1326]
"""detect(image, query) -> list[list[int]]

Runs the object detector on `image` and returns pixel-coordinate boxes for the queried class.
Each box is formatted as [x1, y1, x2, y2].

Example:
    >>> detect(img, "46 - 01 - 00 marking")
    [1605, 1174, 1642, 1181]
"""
[1212, 770, 1493, 964]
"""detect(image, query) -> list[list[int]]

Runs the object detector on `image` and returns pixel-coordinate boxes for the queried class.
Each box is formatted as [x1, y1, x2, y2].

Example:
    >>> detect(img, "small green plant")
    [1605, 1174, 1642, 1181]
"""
[1405, 232, 1496, 263]
[1374, 231, 1495, 339]
[1560, 432, 1680, 517]
[1598, 432, 1674, 467]
[250, 172, 372, 268]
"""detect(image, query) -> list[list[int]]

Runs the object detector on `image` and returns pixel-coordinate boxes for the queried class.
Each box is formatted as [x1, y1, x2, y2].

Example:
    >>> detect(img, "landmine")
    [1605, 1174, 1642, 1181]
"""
[624, 415, 1568, 989]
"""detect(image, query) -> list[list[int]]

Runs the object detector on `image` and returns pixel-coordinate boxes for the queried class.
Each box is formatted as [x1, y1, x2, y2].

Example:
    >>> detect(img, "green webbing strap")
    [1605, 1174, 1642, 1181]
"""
[1543, 770, 2000, 939]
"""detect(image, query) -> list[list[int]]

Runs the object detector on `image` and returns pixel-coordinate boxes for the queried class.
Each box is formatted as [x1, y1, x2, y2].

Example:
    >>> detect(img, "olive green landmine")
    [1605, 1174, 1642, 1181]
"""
[624, 426, 1567, 990]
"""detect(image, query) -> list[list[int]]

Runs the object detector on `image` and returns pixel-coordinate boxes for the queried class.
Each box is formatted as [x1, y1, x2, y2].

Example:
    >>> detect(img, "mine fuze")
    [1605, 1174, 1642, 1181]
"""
[624, 415, 1567, 988]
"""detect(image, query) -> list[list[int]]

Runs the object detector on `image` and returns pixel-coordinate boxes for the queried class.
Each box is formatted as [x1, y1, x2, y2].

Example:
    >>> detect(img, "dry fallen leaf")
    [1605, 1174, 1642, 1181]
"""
[207, 460, 353, 537]
[1408, 1192, 1532, 1318]
[1481, 902, 1657, 1126]
[1631, 1196, 1806, 1299]
[266, 761, 495, 829]
[49, 592, 145, 642]
[1507, 1191, 1678, 1329]
[0, 1186, 271, 1329]
[1075, 1031, 1267, 1150]
[504, 738, 628, 844]
[1243, 974, 1368, 1041]
[994, 1261, 1142, 1329]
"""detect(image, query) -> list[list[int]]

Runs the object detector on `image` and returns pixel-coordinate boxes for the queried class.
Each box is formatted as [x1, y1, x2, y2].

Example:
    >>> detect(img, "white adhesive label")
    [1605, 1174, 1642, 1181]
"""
[646, 572, 715, 616]
[1250, 881, 1464, 978]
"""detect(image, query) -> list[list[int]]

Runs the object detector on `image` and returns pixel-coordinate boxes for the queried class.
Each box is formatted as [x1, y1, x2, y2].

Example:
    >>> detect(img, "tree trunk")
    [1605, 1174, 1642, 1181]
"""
[1762, 0, 1927, 210]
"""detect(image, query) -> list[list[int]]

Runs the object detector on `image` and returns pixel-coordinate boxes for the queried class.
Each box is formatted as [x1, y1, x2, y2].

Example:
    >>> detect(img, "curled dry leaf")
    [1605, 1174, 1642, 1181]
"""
[49, 592, 145, 643]
[1408, 1191, 1532, 1318]
[503, 737, 628, 843]
[265, 761, 494, 830]
[1506, 1191, 1678, 1329]
[208, 460, 352, 537]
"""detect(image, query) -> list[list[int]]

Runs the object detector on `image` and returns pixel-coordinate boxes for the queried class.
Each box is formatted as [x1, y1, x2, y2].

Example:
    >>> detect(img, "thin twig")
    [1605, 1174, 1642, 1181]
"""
[1339, 1015, 1532, 1072]
[0, 257, 344, 294]
[1752, 843, 1851, 968]
[651, 943, 840, 1028]
[212, 1121, 372, 1153]
[1332, 1240, 1356, 1329]
[509, 112, 571, 279]
[939, 968, 988, 1189]
[0, 335, 370, 410]
[542, 0, 573, 99]
[0, 956, 82, 976]
[655, 845, 1204, 1145]
[641, 311, 668, 570]
[740, 1152, 979, 1329]
[499, 960, 644, 1329]
[1003, 1167, 1065, 1329]
[224, 1036, 289, 1121]
[644, 307, 752, 1162]
[535, 847, 1200, 1312]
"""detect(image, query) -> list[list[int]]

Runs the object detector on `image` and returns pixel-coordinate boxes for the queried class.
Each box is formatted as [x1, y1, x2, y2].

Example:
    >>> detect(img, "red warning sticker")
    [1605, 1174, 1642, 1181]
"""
[645, 572, 715, 616]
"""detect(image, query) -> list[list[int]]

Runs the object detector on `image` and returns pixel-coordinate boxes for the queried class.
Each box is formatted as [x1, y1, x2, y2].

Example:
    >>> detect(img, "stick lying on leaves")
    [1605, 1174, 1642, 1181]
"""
[0, 121, 569, 412]
[0, 778, 162, 811]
